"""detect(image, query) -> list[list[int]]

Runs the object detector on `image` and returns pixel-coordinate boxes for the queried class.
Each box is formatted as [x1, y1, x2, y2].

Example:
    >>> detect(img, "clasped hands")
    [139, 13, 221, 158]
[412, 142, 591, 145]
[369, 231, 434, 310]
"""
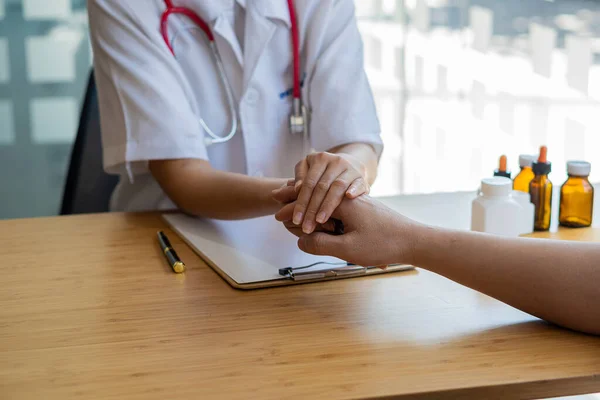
[271, 151, 420, 267]
[272, 151, 369, 236]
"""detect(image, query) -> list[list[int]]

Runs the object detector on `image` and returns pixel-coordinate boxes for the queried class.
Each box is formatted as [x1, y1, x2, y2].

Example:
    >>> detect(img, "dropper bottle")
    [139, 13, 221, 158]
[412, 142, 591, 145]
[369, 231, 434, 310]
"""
[529, 146, 553, 231]
[493, 155, 511, 179]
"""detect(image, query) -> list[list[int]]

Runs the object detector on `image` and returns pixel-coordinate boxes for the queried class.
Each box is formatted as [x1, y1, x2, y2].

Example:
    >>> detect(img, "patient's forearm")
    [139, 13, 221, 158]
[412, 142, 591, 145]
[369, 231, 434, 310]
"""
[413, 227, 600, 334]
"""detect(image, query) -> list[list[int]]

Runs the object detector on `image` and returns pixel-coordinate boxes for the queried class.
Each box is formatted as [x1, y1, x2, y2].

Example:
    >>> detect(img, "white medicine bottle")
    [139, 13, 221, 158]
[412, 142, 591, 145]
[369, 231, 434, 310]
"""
[471, 177, 522, 237]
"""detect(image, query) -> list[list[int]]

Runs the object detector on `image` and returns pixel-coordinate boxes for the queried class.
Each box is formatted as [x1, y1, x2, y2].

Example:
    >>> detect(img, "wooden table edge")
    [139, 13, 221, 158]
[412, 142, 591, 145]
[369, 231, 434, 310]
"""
[364, 374, 600, 400]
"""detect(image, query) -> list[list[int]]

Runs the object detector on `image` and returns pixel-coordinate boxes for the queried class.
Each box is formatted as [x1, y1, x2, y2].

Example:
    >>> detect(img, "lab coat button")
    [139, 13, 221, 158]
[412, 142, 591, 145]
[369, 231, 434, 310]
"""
[245, 88, 260, 105]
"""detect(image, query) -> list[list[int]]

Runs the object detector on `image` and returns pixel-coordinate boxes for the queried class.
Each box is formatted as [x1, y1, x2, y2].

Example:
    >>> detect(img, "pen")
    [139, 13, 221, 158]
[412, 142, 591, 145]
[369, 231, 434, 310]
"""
[157, 231, 186, 273]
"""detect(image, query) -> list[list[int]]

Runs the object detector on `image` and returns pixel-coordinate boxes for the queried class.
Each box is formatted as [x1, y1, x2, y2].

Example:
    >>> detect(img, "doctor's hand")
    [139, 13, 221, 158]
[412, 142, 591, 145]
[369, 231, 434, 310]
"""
[275, 195, 422, 267]
[285, 152, 370, 234]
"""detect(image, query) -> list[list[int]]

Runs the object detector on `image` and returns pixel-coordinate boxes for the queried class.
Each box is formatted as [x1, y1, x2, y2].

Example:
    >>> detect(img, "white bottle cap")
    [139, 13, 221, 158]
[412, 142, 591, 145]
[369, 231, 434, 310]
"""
[519, 155, 536, 168]
[481, 177, 512, 197]
[567, 161, 591, 176]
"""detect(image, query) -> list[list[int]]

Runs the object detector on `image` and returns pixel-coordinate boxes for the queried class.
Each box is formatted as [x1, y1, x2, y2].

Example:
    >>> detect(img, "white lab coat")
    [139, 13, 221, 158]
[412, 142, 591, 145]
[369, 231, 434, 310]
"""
[88, 0, 383, 212]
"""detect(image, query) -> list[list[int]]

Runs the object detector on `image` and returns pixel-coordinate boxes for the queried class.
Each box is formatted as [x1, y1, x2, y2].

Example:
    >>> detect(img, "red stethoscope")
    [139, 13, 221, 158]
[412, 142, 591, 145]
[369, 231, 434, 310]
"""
[160, 0, 307, 146]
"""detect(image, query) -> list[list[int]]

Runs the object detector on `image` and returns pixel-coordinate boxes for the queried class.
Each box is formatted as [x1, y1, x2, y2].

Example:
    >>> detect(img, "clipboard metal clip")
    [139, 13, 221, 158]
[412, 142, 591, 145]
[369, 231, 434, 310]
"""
[279, 261, 349, 277]
[282, 264, 366, 281]
[279, 262, 410, 282]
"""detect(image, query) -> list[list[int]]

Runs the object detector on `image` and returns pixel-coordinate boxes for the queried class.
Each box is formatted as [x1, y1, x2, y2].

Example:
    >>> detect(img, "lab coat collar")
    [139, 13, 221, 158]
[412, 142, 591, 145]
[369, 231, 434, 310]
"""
[208, 0, 292, 92]
[242, 0, 290, 93]
[254, 0, 291, 28]
[175, 1, 229, 22]
[196, 0, 290, 27]
[213, 15, 244, 67]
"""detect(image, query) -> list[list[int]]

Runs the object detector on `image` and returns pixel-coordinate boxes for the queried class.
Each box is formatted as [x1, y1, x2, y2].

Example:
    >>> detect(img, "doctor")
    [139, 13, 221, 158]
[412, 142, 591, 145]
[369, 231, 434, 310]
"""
[89, 0, 382, 233]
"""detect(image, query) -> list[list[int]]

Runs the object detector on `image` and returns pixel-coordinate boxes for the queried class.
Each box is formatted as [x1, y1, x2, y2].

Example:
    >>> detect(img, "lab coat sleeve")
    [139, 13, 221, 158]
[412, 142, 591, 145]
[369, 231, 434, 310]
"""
[88, 0, 208, 179]
[307, 0, 383, 156]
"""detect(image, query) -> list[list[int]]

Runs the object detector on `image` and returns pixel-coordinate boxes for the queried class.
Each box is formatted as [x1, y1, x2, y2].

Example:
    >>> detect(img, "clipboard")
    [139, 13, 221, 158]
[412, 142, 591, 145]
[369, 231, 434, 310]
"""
[162, 213, 414, 290]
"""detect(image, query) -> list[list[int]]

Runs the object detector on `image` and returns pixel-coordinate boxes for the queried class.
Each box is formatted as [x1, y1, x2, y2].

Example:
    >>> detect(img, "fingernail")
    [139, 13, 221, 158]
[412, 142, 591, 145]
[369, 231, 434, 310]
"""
[303, 220, 314, 234]
[316, 212, 327, 224]
[348, 187, 357, 196]
[293, 212, 303, 225]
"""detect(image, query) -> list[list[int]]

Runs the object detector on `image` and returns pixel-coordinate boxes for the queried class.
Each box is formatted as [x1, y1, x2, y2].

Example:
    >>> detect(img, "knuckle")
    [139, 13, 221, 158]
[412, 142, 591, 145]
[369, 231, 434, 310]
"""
[294, 203, 307, 212]
[333, 157, 346, 167]
[316, 152, 330, 162]
[353, 179, 366, 189]
[304, 207, 317, 216]
[304, 208, 317, 223]
[331, 179, 348, 190]
[303, 179, 317, 189]
[316, 180, 330, 192]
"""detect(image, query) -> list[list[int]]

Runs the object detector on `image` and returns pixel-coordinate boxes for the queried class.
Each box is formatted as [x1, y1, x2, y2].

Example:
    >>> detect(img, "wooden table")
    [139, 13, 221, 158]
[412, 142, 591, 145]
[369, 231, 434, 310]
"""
[1, 191, 600, 400]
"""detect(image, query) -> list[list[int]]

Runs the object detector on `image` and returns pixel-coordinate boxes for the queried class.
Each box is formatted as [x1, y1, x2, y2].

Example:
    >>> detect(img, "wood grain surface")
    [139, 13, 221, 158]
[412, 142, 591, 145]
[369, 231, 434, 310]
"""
[1, 211, 600, 399]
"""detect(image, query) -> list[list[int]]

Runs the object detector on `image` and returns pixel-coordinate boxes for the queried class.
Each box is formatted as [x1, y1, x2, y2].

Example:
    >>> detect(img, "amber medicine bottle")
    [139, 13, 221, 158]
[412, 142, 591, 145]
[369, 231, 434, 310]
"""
[559, 161, 594, 228]
[530, 146, 552, 231]
[513, 155, 535, 193]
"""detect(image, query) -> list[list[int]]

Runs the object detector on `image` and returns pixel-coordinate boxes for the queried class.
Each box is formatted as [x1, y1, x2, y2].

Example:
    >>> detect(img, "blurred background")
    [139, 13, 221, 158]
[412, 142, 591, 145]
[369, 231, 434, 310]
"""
[0, 0, 599, 219]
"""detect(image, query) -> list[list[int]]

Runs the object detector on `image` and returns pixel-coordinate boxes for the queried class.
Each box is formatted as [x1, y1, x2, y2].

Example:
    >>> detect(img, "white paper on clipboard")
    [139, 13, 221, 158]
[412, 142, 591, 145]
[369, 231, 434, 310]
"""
[162, 213, 349, 284]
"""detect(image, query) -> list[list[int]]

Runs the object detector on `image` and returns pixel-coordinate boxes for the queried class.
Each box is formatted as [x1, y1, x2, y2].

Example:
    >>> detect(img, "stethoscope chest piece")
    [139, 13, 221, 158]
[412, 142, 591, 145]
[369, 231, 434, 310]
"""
[289, 98, 308, 137]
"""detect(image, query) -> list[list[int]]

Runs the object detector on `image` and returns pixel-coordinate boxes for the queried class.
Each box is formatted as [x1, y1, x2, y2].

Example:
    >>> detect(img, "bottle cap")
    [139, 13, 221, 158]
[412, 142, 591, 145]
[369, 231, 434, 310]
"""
[567, 161, 591, 177]
[494, 170, 511, 178]
[494, 155, 511, 178]
[481, 177, 512, 197]
[532, 161, 551, 175]
[532, 145, 551, 175]
[519, 155, 536, 168]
